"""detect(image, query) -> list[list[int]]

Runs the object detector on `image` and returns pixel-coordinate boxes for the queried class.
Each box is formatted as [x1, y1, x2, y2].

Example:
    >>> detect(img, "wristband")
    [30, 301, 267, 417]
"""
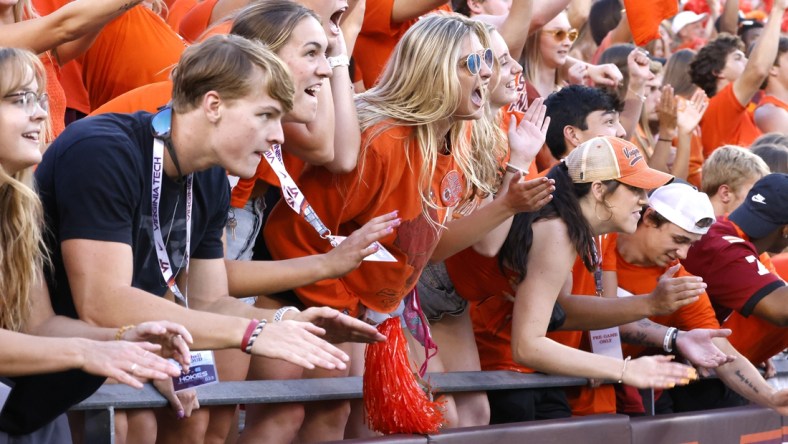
[617, 356, 631, 384]
[505, 163, 528, 176]
[663, 327, 678, 353]
[241, 319, 260, 352]
[273, 306, 299, 322]
[670, 329, 679, 354]
[328, 55, 350, 69]
[115, 325, 135, 341]
[243, 320, 268, 354]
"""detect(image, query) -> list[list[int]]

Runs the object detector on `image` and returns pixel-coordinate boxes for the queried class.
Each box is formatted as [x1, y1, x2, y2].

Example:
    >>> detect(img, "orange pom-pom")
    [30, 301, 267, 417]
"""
[363, 318, 444, 435]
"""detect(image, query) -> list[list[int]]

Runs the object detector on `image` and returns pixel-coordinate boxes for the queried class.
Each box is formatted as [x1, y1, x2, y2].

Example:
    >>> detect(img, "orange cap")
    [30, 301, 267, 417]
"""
[566, 136, 673, 189]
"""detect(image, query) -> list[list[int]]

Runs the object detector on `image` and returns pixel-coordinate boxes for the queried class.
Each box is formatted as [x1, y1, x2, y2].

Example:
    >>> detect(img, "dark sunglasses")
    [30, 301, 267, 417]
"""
[542, 28, 579, 43]
[461, 48, 494, 75]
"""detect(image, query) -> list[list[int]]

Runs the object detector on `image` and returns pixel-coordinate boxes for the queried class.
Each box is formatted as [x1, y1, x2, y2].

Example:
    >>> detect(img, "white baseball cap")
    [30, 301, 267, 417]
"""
[671, 11, 708, 35]
[648, 183, 716, 235]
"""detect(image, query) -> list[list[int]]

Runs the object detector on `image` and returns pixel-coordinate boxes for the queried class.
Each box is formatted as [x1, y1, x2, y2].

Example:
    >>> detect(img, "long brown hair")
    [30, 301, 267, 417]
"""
[0, 47, 49, 331]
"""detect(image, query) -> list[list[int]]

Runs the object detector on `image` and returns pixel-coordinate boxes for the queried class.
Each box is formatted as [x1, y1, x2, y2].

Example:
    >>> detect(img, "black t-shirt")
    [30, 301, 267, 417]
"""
[0, 112, 229, 434]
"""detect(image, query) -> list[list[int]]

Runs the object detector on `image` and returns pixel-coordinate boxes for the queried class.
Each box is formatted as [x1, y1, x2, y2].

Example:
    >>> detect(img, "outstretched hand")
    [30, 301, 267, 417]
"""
[79, 339, 180, 389]
[676, 328, 736, 371]
[294, 306, 386, 344]
[648, 264, 707, 316]
[122, 321, 193, 372]
[323, 211, 401, 278]
[624, 355, 697, 389]
[499, 175, 555, 215]
[250, 319, 356, 370]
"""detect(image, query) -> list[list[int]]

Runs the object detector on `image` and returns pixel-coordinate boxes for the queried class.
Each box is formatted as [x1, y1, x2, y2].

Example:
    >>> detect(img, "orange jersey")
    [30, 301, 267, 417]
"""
[81, 5, 186, 110]
[700, 83, 762, 157]
[265, 123, 462, 316]
[353, 1, 451, 88]
[178, 0, 219, 43]
[686, 129, 704, 189]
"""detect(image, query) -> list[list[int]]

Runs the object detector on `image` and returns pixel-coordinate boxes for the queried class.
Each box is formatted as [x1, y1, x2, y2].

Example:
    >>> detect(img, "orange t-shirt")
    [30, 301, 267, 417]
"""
[178, 0, 220, 43]
[700, 83, 762, 157]
[40, 53, 67, 138]
[89, 80, 172, 116]
[81, 5, 186, 110]
[32, 0, 91, 116]
[353, 0, 451, 88]
[166, 0, 198, 32]
[772, 253, 788, 280]
[613, 235, 720, 360]
[265, 123, 462, 316]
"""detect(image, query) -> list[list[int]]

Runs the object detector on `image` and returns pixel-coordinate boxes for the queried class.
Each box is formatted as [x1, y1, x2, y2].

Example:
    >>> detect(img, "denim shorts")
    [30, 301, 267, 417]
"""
[417, 261, 468, 322]
[225, 197, 266, 304]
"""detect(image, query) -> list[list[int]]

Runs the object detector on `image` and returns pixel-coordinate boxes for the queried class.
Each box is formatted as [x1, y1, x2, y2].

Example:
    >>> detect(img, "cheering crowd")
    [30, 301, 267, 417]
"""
[1, 0, 788, 442]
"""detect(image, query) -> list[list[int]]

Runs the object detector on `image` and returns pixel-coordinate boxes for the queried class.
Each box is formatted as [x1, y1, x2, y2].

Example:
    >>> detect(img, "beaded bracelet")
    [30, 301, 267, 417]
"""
[274, 306, 299, 322]
[244, 320, 268, 354]
[663, 327, 678, 353]
[115, 325, 135, 341]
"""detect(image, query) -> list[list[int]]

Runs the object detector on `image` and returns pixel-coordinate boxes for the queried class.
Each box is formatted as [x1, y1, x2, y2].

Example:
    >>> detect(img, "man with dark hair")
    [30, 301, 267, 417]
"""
[689, 0, 787, 156]
[543, 84, 625, 160]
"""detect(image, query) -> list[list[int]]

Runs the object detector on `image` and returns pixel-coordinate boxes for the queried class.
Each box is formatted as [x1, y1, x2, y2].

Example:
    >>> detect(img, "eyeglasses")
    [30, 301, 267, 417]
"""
[542, 28, 579, 43]
[3, 91, 49, 116]
[460, 48, 494, 75]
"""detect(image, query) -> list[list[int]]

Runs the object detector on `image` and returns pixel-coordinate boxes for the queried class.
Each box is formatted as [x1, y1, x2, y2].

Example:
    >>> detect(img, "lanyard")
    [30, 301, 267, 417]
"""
[151, 137, 193, 307]
[592, 235, 603, 297]
[263, 144, 332, 240]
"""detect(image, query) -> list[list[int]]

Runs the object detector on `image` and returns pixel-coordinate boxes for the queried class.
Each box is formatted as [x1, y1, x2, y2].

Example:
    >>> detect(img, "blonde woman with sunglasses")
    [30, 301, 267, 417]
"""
[523, 11, 579, 98]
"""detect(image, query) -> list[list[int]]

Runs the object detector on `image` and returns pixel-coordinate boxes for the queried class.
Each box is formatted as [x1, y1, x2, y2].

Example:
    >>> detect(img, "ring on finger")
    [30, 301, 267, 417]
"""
[130, 363, 138, 373]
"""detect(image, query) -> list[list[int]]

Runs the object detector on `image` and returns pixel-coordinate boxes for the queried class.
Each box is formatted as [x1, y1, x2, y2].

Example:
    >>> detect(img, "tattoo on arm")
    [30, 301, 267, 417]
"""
[734, 370, 759, 394]
[620, 330, 650, 346]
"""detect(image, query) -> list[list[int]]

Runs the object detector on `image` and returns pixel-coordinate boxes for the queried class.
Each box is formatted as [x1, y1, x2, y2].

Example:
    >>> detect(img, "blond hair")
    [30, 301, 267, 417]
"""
[0, 48, 49, 332]
[356, 13, 500, 224]
[171, 34, 294, 114]
[701, 145, 770, 196]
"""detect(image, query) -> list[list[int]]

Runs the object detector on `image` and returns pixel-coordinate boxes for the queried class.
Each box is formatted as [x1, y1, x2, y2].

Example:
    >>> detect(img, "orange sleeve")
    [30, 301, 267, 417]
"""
[178, 0, 219, 43]
[700, 83, 762, 157]
[354, 2, 450, 88]
[89, 80, 173, 116]
[82, 6, 186, 110]
[166, 0, 198, 32]
[771, 253, 788, 280]
[686, 130, 704, 189]
[622, 0, 678, 46]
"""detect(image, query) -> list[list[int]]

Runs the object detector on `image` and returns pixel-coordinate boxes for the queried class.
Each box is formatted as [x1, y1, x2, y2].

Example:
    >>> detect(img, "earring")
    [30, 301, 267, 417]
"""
[594, 201, 613, 222]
